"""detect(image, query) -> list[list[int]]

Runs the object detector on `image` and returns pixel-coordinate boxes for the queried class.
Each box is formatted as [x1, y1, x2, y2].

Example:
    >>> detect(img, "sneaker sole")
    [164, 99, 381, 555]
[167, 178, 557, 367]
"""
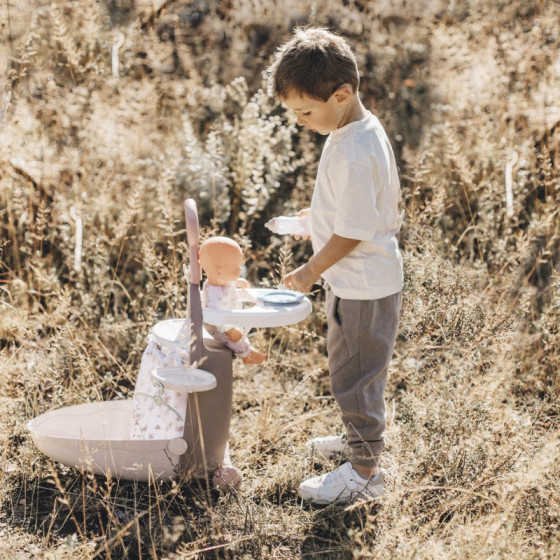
[298, 482, 384, 505]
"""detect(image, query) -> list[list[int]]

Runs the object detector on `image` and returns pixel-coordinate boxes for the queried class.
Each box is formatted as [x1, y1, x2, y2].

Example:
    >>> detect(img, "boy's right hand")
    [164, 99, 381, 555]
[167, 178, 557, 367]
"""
[294, 208, 311, 240]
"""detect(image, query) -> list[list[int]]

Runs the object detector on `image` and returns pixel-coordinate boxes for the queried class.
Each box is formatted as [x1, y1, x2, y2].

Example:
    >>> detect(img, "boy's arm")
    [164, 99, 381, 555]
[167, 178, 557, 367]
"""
[283, 234, 360, 293]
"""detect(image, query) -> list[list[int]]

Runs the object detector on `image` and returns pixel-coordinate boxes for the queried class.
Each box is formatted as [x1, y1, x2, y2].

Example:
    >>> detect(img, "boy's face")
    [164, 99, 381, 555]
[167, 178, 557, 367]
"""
[281, 88, 350, 135]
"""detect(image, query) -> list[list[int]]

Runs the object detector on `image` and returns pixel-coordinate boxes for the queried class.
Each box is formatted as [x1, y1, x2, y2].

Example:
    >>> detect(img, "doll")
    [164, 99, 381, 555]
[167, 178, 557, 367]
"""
[199, 237, 266, 365]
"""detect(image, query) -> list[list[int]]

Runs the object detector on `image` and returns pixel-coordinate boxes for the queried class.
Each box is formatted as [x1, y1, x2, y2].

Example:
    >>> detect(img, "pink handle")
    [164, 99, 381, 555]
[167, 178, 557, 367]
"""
[184, 199, 201, 285]
[184, 198, 203, 364]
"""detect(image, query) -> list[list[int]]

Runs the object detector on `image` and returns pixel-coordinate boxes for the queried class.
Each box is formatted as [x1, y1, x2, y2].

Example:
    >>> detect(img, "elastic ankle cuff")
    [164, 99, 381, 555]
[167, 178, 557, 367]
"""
[352, 466, 380, 483]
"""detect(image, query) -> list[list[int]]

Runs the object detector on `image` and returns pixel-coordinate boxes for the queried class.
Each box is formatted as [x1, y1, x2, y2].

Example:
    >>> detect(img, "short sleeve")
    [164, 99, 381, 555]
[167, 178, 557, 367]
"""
[327, 157, 381, 241]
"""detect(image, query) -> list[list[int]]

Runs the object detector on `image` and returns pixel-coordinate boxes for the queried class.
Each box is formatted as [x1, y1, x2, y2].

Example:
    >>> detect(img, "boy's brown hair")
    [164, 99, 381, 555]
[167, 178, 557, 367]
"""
[267, 27, 360, 102]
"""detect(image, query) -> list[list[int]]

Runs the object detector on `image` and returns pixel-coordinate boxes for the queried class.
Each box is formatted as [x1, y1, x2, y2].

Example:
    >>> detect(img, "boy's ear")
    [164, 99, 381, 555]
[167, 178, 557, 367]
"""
[332, 84, 353, 104]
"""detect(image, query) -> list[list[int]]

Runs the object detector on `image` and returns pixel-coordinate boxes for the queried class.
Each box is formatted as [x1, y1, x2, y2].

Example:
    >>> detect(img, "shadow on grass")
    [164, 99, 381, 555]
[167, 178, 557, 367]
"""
[300, 500, 382, 560]
[3, 468, 228, 559]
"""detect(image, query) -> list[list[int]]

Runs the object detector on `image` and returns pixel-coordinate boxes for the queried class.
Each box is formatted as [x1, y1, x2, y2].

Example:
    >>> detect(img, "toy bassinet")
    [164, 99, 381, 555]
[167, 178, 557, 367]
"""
[28, 199, 311, 482]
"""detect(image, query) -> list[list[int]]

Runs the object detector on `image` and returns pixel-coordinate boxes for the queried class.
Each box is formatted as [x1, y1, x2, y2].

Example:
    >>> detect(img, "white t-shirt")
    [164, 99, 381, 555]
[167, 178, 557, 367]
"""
[310, 111, 404, 300]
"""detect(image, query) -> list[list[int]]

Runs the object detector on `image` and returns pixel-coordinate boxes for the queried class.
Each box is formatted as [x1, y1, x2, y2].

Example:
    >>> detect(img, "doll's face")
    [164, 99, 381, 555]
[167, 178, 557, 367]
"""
[199, 238, 243, 286]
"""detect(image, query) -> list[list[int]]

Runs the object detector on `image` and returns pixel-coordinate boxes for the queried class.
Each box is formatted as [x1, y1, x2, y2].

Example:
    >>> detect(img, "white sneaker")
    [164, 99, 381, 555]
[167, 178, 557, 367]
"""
[298, 462, 384, 505]
[305, 434, 348, 459]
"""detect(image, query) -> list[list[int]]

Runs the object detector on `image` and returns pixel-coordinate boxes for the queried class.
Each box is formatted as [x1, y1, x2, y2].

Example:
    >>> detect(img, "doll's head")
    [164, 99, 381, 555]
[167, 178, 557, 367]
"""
[199, 237, 243, 286]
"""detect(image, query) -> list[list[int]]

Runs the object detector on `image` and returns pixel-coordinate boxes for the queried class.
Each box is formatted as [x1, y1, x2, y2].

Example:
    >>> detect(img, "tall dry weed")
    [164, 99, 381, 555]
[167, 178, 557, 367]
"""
[0, 0, 559, 558]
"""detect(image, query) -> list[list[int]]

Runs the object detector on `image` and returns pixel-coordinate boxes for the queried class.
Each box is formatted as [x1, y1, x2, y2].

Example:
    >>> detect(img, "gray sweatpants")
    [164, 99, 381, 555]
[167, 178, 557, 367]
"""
[326, 286, 402, 469]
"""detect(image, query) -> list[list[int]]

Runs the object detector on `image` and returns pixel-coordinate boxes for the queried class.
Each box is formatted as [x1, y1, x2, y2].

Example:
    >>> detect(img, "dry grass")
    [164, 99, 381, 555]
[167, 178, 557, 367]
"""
[1, 0, 559, 558]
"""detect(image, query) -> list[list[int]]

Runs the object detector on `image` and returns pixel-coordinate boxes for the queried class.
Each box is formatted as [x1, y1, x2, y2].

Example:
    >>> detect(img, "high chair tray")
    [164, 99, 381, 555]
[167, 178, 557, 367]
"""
[202, 288, 312, 329]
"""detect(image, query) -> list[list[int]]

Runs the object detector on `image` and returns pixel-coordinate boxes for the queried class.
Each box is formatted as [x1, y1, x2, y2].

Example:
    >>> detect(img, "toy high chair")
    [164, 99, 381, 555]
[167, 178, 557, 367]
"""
[28, 199, 312, 482]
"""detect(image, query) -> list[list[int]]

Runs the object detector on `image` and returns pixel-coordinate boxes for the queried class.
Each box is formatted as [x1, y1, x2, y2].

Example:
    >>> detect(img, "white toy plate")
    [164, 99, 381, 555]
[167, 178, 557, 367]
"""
[151, 367, 217, 392]
[258, 289, 305, 306]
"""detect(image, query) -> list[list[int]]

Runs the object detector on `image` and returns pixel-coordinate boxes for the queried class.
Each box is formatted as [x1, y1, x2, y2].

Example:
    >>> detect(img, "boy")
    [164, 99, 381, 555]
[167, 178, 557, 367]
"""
[267, 27, 403, 504]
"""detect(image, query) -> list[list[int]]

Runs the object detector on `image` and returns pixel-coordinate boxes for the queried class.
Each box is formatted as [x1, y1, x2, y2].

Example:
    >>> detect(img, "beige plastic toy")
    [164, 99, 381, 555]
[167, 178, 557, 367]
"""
[28, 200, 238, 489]
[28, 199, 312, 491]
[199, 237, 266, 365]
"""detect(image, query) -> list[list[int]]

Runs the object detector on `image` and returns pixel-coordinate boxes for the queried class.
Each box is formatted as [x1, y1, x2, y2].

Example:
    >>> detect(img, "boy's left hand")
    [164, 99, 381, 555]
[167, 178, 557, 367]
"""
[283, 264, 317, 294]
[283, 234, 359, 294]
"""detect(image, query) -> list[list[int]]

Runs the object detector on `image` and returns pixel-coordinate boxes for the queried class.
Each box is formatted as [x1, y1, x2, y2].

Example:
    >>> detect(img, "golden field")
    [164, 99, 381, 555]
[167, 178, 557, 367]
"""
[0, 1, 559, 558]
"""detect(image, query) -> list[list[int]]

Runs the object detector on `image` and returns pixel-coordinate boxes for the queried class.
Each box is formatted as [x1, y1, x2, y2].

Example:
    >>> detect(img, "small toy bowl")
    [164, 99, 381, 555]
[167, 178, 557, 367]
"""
[257, 289, 305, 306]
